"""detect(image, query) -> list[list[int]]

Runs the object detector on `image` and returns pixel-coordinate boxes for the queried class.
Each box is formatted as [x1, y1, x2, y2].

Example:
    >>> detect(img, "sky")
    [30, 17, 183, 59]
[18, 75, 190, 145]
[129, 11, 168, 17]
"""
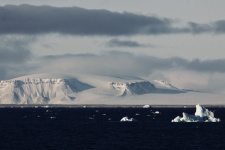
[1, 0, 225, 94]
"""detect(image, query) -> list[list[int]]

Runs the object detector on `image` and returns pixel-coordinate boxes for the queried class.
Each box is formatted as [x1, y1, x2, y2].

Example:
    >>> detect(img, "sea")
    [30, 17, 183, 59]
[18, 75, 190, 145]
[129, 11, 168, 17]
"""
[0, 106, 225, 149]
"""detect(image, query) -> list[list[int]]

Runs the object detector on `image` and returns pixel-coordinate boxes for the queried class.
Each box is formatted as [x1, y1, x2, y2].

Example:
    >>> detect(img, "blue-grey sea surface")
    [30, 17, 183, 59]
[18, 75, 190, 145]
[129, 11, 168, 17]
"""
[0, 107, 224, 149]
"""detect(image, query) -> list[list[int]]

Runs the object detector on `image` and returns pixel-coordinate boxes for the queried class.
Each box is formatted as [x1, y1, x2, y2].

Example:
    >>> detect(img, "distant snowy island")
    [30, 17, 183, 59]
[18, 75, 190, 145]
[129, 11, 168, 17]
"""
[0, 73, 224, 105]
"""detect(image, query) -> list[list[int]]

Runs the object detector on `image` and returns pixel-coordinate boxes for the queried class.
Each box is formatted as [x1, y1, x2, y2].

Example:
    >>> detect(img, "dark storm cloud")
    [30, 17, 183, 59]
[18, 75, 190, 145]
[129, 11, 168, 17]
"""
[187, 22, 212, 34]
[0, 4, 178, 35]
[1, 4, 225, 36]
[186, 21, 225, 34]
[0, 37, 33, 80]
[106, 38, 151, 48]
[0, 48, 32, 64]
[0, 38, 32, 64]
[186, 59, 225, 72]
[214, 20, 225, 33]
[0, 66, 7, 80]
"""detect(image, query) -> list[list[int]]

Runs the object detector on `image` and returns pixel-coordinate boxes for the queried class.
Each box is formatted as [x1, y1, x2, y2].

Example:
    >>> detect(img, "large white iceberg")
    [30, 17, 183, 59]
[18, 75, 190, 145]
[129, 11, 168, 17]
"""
[172, 104, 221, 122]
[120, 117, 137, 122]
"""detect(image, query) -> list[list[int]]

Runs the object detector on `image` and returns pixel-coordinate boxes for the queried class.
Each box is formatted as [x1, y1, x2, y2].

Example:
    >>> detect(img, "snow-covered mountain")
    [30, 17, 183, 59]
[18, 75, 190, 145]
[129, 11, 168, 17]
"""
[0, 73, 190, 104]
[110, 81, 156, 96]
[0, 77, 93, 104]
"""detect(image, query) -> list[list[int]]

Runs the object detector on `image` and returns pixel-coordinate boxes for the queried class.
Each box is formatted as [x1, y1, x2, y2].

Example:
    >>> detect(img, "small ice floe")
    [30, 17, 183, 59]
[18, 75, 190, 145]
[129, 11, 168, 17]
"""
[172, 104, 221, 122]
[108, 118, 112, 121]
[143, 105, 151, 108]
[120, 117, 137, 122]
[135, 113, 141, 116]
[155, 111, 160, 114]
[34, 106, 38, 108]
[102, 114, 106, 116]
[88, 117, 94, 120]
[83, 106, 86, 108]
[37, 115, 41, 118]
[50, 117, 56, 119]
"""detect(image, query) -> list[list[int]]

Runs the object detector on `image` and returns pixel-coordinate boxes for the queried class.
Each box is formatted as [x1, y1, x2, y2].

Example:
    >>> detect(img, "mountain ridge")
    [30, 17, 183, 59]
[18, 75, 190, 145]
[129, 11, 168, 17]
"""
[0, 73, 187, 104]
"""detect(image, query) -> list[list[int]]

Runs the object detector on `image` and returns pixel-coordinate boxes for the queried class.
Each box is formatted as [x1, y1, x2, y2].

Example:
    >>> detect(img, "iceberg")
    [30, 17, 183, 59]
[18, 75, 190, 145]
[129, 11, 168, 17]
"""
[120, 117, 137, 122]
[154, 111, 160, 114]
[143, 105, 151, 108]
[172, 104, 221, 122]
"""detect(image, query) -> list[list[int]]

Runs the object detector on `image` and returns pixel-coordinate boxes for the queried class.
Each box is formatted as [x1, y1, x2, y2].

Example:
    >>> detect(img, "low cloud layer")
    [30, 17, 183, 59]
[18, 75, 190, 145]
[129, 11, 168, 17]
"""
[0, 36, 33, 80]
[0, 4, 225, 36]
[106, 38, 150, 48]
[2, 51, 225, 93]
[36, 52, 225, 75]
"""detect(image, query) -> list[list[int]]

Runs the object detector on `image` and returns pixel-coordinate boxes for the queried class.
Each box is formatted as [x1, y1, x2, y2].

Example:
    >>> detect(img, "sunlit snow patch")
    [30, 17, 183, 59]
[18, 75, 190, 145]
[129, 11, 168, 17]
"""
[172, 104, 221, 122]
[120, 117, 137, 122]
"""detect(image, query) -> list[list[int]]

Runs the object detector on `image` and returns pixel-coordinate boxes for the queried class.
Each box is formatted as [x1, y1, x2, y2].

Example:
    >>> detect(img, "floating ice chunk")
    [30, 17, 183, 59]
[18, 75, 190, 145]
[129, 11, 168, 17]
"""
[155, 111, 160, 114]
[172, 104, 221, 122]
[88, 117, 94, 120]
[120, 117, 137, 122]
[143, 105, 150, 108]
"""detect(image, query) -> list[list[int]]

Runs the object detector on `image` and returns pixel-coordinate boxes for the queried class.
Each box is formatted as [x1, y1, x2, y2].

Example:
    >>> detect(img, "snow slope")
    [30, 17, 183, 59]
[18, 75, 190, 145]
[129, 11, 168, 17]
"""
[0, 73, 222, 105]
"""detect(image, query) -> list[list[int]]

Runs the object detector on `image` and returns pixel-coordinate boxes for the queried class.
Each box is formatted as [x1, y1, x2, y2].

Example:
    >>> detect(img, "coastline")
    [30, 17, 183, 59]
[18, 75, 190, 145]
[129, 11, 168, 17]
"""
[0, 104, 225, 108]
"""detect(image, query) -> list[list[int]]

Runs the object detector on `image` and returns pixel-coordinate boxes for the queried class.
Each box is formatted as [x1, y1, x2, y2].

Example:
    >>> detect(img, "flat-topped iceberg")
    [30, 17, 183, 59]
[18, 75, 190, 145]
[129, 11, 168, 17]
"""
[120, 117, 137, 122]
[172, 104, 221, 122]
[143, 105, 151, 108]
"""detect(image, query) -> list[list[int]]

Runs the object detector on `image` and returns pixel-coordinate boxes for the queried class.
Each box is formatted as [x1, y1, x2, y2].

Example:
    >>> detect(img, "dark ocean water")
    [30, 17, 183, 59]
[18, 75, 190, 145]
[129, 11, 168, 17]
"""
[0, 107, 225, 150]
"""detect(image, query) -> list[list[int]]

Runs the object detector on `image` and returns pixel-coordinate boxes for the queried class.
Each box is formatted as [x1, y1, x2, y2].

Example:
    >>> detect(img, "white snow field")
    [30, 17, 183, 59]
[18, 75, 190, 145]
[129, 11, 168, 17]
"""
[0, 73, 224, 105]
[172, 104, 221, 122]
